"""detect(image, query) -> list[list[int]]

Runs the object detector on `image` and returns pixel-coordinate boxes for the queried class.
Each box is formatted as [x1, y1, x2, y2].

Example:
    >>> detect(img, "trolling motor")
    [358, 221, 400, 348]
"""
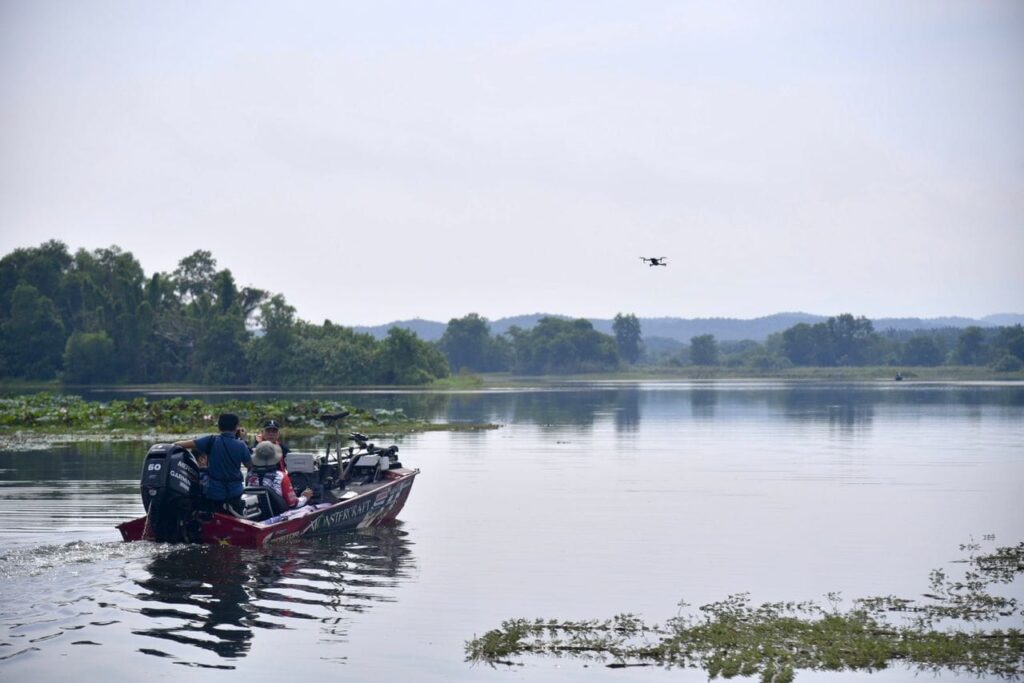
[140, 443, 201, 542]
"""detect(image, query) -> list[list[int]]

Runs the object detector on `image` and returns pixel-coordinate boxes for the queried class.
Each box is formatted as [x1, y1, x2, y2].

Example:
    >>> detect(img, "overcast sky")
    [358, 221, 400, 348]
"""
[1, 1, 1021, 326]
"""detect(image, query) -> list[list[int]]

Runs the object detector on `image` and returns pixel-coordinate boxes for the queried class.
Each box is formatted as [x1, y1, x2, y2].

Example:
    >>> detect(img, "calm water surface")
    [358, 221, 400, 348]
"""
[1, 381, 1022, 682]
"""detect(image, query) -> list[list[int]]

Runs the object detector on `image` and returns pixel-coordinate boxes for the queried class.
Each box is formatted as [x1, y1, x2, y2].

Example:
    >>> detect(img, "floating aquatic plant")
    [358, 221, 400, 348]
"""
[0, 392, 498, 450]
[466, 541, 1024, 681]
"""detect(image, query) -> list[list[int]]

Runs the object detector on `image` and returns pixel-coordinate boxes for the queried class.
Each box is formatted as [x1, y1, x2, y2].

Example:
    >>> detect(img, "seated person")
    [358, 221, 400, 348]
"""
[252, 420, 329, 501]
[246, 441, 313, 515]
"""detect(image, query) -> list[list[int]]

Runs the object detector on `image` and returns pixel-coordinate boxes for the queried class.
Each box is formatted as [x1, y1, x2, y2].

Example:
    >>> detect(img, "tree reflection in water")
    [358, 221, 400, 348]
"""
[131, 525, 415, 666]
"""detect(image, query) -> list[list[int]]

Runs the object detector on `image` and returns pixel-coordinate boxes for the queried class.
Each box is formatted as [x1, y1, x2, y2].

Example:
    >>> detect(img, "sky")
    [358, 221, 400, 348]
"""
[1, 1, 1022, 326]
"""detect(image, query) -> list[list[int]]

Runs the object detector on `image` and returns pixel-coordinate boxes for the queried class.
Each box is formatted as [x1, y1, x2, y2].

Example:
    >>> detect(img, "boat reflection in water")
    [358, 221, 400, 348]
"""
[131, 525, 415, 666]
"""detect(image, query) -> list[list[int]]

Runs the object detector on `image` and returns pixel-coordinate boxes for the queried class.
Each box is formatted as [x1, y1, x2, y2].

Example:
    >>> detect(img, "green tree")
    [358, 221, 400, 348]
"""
[1, 284, 66, 378]
[0, 240, 72, 319]
[992, 325, 1024, 363]
[953, 326, 988, 365]
[63, 246, 147, 379]
[826, 314, 878, 365]
[510, 317, 619, 374]
[303, 322, 378, 385]
[489, 334, 513, 371]
[690, 334, 719, 366]
[901, 335, 945, 366]
[439, 313, 493, 372]
[63, 331, 117, 383]
[213, 270, 237, 312]
[781, 314, 880, 366]
[612, 313, 642, 364]
[260, 320, 379, 387]
[172, 250, 218, 304]
[238, 285, 269, 323]
[248, 295, 298, 385]
[781, 323, 829, 365]
[193, 313, 251, 384]
[375, 327, 450, 385]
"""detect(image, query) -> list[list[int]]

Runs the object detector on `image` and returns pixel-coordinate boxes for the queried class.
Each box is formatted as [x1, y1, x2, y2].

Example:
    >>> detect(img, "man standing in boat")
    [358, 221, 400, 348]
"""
[175, 413, 252, 515]
[255, 419, 290, 463]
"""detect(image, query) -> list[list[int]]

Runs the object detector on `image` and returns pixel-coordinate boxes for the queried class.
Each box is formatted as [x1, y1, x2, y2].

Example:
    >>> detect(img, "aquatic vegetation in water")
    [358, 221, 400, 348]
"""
[0, 392, 498, 450]
[465, 541, 1024, 680]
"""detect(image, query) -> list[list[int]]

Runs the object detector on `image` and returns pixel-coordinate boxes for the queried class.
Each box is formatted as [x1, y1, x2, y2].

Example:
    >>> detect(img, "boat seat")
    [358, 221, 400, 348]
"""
[239, 491, 266, 521]
[243, 485, 287, 519]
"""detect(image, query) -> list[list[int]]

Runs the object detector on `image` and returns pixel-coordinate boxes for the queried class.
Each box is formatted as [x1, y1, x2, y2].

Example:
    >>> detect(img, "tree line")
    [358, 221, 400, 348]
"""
[440, 312, 1023, 374]
[2, 242, 1021, 384]
[0, 241, 448, 385]
[657, 314, 1024, 372]
[0, 241, 633, 384]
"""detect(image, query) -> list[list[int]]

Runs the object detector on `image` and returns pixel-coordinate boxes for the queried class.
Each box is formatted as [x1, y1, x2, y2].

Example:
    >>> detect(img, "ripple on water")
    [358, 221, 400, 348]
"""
[0, 528, 416, 672]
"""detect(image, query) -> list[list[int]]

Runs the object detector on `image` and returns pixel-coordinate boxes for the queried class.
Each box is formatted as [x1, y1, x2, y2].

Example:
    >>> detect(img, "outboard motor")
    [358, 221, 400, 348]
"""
[140, 444, 201, 542]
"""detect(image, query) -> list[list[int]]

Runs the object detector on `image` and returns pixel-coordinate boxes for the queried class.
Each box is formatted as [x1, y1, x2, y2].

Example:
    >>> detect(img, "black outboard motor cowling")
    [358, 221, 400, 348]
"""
[140, 444, 201, 542]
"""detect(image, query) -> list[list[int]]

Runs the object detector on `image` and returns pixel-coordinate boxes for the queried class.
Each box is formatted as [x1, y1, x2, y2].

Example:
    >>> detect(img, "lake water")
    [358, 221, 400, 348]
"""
[0, 381, 1022, 682]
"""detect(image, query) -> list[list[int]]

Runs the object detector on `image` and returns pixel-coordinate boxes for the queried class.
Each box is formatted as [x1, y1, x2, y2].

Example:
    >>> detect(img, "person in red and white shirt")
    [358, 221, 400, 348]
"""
[247, 441, 312, 512]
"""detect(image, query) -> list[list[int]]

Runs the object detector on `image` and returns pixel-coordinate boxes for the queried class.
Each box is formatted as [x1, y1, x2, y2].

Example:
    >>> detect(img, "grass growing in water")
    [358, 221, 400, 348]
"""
[466, 541, 1024, 680]
[0, 392, 498, 450]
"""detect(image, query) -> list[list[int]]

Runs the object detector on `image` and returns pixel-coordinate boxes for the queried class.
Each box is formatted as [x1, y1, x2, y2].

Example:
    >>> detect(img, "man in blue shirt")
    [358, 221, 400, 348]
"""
[176, 413, 252, 515]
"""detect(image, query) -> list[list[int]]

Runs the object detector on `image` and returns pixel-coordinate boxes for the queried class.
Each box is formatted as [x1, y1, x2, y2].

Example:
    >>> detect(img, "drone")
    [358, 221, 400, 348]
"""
[640, 257, 668, 267]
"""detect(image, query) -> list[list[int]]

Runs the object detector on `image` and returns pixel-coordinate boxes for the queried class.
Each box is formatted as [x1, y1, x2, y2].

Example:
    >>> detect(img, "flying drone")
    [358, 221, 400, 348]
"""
[640, 257, 668, 267]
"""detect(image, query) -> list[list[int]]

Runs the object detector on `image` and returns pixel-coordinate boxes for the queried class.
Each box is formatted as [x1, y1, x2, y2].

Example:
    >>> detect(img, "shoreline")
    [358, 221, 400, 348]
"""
[3, 365, 1023, 394]
[441, 366, 1024, 387]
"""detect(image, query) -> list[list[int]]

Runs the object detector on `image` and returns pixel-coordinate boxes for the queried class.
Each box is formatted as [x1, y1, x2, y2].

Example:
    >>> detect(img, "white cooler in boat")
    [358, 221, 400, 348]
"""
[285, 451, 318, 474]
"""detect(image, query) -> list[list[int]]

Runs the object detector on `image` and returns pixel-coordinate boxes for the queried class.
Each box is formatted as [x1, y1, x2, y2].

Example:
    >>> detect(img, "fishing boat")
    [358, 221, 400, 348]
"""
[117, 424, 419, 548]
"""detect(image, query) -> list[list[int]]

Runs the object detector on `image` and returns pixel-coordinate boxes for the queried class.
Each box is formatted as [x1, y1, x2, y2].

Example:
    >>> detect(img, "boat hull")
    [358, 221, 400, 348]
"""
[118, 468, 418, 547]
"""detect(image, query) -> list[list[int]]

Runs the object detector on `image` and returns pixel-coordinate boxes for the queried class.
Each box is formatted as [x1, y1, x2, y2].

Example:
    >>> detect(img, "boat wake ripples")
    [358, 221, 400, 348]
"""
[0, 528, 415, 670]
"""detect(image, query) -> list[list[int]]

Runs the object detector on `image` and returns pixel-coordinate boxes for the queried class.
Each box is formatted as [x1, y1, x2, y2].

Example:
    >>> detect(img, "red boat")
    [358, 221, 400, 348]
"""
[117, 427, 419, 548]
[118, 466, 418, 547]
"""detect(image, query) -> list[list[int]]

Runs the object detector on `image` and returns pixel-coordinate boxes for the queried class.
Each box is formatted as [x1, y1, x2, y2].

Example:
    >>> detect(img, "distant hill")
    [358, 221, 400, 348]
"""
[352, 312, 1024, 343]
[352, 314, 565, 342]
[607, 313, 825, 341]
[351, 318, 447, 341]
[872, 316, 1012, 331]
[981, 313, 1024, 326]
[490, 313, 570, 336]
